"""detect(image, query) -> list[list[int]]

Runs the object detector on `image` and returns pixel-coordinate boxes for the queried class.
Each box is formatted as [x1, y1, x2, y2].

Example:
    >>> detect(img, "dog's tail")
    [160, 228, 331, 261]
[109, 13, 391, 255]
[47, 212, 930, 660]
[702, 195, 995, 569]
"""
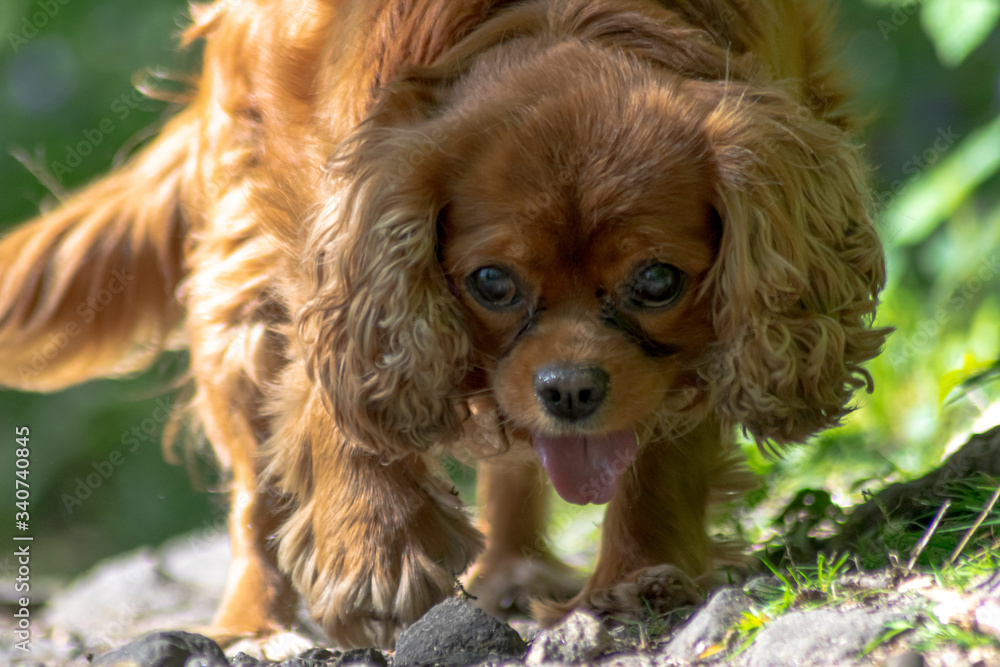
[0, 110, 199, 391]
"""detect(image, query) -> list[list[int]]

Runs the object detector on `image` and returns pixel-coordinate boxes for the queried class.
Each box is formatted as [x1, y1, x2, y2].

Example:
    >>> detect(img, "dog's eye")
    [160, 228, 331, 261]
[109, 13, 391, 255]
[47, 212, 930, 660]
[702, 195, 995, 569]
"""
[629, 263, 686, 309]
[467, 266, 522, 310]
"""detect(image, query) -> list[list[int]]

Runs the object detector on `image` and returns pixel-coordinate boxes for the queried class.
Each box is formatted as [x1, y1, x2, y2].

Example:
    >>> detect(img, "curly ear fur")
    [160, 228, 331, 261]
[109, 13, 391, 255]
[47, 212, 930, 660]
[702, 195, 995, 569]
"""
[299, 127, 471, 458]
[702, 86, 890, 447]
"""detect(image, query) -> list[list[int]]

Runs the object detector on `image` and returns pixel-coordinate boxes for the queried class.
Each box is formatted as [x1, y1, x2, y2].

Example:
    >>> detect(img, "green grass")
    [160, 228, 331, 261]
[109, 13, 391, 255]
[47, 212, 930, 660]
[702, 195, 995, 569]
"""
[715, 471, 1000, 659]
[849, 474, 1000, 570]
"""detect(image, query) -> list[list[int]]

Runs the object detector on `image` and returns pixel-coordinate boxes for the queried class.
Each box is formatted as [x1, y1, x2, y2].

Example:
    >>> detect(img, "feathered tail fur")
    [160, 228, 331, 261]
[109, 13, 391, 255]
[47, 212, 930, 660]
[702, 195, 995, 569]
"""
[0, 111, 198, 391]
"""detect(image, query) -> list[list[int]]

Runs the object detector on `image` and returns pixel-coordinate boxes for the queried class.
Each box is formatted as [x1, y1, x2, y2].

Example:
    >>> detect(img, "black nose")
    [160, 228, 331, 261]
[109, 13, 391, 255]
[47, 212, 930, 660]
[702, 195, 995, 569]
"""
[534, 364, 610, 422]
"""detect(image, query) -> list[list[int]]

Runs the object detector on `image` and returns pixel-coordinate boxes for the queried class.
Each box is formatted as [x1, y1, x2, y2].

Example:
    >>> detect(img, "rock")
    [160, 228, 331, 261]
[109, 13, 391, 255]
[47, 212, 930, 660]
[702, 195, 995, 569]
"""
[224, 645, 341, 666]
[884, 651, 926, 667]
[661, 587, 752, 661]
[15, 524, 997, 667]
[741, 575, 780, 601]
[90, 630, 226, 667]
[393, 598, 528, 666]
[598, 654, 655, 667]
[41, 535, 229, 657]
[338, 647, 388, 666]
[836, 569, 900, 592]
[526, 609, 612, 665]
[298, 647, 339, 662]
[737, 608, 905, 667]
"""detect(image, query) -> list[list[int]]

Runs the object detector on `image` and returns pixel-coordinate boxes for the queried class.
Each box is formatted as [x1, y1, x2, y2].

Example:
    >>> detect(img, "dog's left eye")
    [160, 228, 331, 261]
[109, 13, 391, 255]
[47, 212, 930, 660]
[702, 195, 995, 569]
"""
[467, 266, 522, 310]
[629, 262, 686, 309]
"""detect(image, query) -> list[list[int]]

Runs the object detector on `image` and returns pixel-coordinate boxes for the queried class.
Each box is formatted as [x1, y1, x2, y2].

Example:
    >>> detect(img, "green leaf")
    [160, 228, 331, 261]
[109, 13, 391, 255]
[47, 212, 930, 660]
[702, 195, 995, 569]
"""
[883, 114, 1000, 248]
[921, 0, 1000, 67]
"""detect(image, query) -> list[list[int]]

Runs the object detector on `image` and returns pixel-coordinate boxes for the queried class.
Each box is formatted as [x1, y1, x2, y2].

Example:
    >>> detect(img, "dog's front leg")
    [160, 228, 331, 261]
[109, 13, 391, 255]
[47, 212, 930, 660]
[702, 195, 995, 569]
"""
[464, 459, 582, 617]
[209, 457, 298, 643]
[273, 408, 483, 649]
[191, 373, 299, 646]
[534, 418, 737, 625]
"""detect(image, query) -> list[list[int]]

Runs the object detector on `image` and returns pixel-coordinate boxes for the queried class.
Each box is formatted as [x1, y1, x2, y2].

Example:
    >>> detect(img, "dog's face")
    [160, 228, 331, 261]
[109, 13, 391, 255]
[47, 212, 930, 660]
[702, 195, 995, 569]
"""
[439, 58, 719, 503]
[310, 26, 886, 490]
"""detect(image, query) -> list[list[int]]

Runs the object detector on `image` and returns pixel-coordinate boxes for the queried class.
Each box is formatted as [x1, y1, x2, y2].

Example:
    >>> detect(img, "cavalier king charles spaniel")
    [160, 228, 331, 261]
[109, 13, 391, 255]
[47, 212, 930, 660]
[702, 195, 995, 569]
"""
[0, 0, 888, 650]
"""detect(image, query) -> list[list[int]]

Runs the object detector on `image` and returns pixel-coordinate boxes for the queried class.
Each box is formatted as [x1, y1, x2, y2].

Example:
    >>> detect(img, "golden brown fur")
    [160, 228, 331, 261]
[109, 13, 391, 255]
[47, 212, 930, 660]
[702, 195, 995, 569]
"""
[0, 0, 888, 649]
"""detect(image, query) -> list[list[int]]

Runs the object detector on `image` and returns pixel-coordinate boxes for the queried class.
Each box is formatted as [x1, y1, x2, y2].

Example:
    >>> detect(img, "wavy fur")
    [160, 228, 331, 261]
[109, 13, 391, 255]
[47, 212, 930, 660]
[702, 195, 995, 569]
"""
[0, 0, 888, 650]
[0, 111, 197, 390]
[702, 85, 887, 446]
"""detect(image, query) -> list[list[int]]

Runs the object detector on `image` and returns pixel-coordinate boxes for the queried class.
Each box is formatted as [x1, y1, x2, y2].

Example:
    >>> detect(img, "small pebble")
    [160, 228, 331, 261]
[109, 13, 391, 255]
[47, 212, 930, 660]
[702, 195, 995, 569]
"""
[526, 609, 612, 666]
[339, 647, 388, 666]
[229, 652, 262, 667]
[299, 648, 339, 661]
[885, 651, 926, 667]
[92, 630, 227, 667]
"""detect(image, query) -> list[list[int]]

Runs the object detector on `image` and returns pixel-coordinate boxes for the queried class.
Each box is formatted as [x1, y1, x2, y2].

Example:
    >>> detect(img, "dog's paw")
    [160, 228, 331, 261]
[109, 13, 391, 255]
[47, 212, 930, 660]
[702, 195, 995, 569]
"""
[314, 544, 468, 648]
[533, 564, 703, 626]
[224, 630, 319, 661]
[194, 622, 323, 660]
[289, 488, 484, 648]
[465, 554, 583, 617]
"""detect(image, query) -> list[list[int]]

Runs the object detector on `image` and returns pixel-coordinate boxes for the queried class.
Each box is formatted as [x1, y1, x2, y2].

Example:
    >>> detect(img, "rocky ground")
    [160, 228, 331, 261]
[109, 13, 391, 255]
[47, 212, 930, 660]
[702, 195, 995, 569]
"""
[2, 527, 1000, 667]
[5, 428, 1000, 667]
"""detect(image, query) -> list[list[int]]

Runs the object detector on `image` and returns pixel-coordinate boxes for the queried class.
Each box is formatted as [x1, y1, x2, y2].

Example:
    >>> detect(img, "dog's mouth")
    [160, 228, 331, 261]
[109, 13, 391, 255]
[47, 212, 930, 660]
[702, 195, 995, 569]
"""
[531, 430, 639, 505]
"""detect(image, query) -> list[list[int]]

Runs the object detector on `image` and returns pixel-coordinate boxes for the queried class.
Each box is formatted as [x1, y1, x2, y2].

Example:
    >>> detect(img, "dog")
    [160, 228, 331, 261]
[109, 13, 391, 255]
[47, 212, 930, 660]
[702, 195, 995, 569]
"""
[0, 0, 889, 650]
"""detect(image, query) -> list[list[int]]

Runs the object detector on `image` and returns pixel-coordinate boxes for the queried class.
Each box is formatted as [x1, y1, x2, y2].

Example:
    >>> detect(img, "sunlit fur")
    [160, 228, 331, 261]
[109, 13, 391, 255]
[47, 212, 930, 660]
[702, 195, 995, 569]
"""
[0, 0, 887, 650]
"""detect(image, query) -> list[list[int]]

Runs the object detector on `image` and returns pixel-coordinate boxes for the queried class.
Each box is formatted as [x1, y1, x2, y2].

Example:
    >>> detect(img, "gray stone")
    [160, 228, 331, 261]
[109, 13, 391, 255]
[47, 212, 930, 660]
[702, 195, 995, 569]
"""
[42, 534, 227, 651]
[737, 608, 904, 667]
[394, 598, 527, 666]
[90, 630, 226, 667]
[600, 653, 655, 667]
[884, 651, 926, 667]
[339, 646, 388, 666]
[526, 609, 613, 665]
[661, 587, 752, 662]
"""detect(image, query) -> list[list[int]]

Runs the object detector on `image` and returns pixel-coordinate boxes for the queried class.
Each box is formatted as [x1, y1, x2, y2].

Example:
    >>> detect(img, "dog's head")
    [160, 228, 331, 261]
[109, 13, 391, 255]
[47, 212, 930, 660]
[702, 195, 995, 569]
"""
[301, 4, 887, 503]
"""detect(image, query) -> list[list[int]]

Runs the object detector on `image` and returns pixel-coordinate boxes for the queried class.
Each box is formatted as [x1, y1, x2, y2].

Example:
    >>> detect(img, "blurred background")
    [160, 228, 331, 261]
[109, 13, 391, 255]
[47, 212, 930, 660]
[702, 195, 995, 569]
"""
[0, 0, 998, 584]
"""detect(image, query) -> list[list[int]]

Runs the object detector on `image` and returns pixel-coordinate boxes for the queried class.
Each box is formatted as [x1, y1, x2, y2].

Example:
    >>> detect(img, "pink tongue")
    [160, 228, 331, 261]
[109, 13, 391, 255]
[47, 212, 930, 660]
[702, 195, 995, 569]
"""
[532, 431, 639, 505]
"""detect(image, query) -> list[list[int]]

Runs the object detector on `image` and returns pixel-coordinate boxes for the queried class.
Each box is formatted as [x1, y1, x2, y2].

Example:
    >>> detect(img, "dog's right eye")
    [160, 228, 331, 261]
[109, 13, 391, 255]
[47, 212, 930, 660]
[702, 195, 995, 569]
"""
[466, 266, 522, 310]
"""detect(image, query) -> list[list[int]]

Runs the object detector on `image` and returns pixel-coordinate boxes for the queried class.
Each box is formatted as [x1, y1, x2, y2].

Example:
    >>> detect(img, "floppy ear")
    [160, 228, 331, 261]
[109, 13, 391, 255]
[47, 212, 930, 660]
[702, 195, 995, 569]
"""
[299, 113, 471, 458]
[702, 85, 890, 448]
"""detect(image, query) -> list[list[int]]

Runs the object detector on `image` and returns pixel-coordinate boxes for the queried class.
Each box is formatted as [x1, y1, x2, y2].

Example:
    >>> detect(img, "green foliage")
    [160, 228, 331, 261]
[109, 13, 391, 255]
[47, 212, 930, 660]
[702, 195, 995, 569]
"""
[736, 546, 1000, 657]
[932, 544, 1000, 591]
[609, 598, 692, 650]
[921, 0, 999, 67]
[759, 0, 1000, 507]
[848, 474, 1000, 570]
[874, 614, 998, 654]
[867, 0, 1000, 67]
[863, 545, 1000, 654]
[884, 115, 1000, 248]
[732, 553, 856, 655]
